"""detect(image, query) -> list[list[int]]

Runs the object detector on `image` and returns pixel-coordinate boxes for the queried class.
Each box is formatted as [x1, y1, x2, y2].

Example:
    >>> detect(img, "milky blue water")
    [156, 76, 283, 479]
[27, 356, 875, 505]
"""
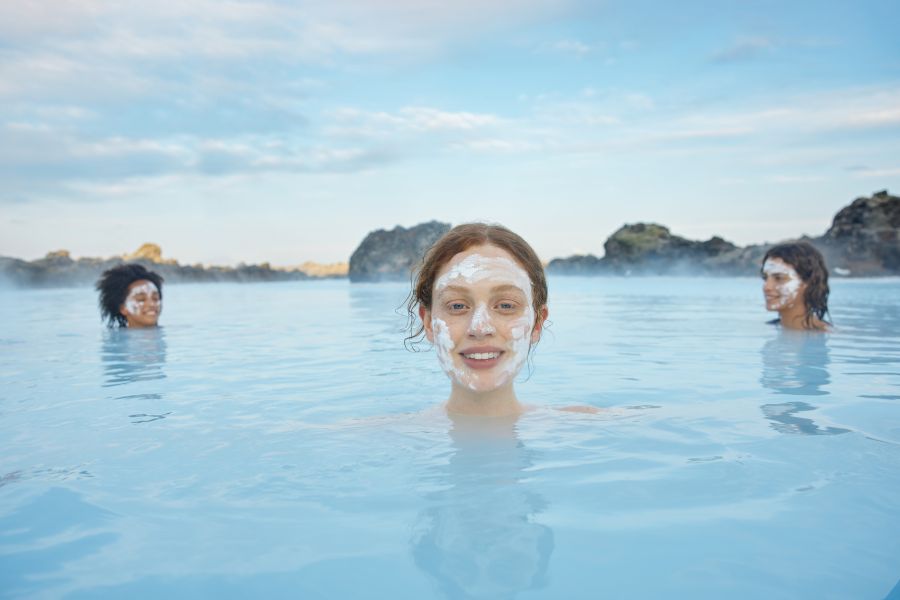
[1, 277, 899, 600]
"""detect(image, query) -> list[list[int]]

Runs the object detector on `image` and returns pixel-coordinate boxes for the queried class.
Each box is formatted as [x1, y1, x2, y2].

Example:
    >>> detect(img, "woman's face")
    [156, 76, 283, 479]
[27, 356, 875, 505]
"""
[422, 244, 545, 393]
[119, 279, 162, 327]
[762, 257, 805, 311]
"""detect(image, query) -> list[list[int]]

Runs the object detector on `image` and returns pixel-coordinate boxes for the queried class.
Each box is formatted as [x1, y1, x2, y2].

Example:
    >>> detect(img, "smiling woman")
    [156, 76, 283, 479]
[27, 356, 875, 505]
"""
[406, 223, 549, 417]
[760, 242, 831, 331]
[96, 263, 164, 328]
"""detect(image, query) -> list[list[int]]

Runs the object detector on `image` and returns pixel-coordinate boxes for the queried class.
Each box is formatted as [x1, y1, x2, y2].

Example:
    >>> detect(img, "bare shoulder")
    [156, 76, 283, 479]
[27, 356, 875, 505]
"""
[557, 405, 603, 414]
[554, 405, 657, 418]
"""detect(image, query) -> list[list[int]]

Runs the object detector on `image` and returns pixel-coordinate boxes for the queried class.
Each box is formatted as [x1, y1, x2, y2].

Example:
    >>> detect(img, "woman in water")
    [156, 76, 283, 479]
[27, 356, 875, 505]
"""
[96, 263, 164, 328]
[761, 241, 831, 331]
[407, 223, 549, 417]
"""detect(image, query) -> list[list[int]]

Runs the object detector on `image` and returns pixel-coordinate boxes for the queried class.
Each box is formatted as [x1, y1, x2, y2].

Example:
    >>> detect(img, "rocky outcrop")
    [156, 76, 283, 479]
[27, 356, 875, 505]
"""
[548, 224, 744, 275]
[122, 243, 177, 265]
[602, 223, 739, 274]
[817, 190, 899, 276]
[545, 253, 608, 275]
[0, 244, 313, 288]
[349, 221, 450, 282]
[548, 191, 899, 277]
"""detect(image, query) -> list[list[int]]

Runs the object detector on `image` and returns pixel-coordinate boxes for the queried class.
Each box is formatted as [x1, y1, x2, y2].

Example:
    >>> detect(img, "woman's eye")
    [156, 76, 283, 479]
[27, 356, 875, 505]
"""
[496, 301, 518, 311]
[448, 302, 467, 311]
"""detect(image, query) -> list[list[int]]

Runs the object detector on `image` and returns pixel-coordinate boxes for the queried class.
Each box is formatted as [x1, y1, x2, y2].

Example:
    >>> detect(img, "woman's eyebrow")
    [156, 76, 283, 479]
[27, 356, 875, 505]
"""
[436, 285, 471, 297]
[490, 284, 527, 294]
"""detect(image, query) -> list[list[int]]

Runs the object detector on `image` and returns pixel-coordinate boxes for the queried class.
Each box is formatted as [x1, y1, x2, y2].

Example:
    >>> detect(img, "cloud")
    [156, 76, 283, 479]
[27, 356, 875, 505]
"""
[0, 118, 397, 203]
[711, 36, 776, 63]
[0, 0, 569, 64]
[846, 107, 900, 127]
[453, 138, 540, 153]
[326, 106, 503, 138]
[850, 167, 900, 178]
[538, 39, 592, 57]
[767, 175, 827, 184]
[0, 0, 104, 41]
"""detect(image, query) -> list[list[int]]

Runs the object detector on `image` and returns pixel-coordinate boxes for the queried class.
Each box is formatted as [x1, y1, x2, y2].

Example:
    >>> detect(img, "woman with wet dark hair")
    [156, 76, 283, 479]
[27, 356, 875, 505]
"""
[96, 263, 164, 328]
[760, 241, 831, 331]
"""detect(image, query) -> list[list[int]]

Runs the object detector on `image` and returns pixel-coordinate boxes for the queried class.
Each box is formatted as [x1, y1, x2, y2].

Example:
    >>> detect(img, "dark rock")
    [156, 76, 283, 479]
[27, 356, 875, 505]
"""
[546, 254, 607, 275]
[816, 190, 900, 275]
[602, 223, 739, 274]
[550, 223, 741, 275]
[548, 191, 899, 277]
[349, 221, 451, 283]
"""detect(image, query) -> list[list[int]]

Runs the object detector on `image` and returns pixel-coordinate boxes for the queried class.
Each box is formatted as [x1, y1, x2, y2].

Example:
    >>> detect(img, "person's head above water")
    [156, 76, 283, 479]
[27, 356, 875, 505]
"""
[760, 241, 830, 331]
[407, 223, 549, 416]
[96, 263, 164, 328]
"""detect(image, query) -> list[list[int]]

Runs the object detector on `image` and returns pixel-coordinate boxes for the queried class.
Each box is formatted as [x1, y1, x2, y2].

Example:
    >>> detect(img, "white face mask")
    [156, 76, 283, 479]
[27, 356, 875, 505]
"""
[763, 259, 802, 310]
[431, 253, 535, 392]
[124, 281, 161, 316]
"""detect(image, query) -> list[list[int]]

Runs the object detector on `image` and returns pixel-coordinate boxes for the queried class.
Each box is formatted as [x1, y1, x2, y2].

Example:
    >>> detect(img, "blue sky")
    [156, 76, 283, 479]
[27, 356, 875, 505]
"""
[1, 0, 898, 266]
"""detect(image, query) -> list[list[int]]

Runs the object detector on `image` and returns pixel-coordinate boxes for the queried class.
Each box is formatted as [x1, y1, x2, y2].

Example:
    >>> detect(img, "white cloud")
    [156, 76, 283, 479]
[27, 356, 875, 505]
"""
[0, 0, 104, 41]
[1, 0, 570, 63]
[327, 106, 503, 137]
[454, 138, 539, 152]
[846, 107, 900, 127]
[767, 175, 827, 184]
[539, 39, 591, 57]
[711, 36, 776, 62]
[852, 167, 900, 178]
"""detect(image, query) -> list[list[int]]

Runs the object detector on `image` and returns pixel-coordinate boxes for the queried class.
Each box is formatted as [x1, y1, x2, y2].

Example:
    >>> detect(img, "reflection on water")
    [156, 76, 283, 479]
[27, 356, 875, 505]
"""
[761, 402, 850, 436]
[101, 328, 167, 388]
[759, 331, 830, 396]
[760, 331, 847, 435]
[411, 416, 553, 600]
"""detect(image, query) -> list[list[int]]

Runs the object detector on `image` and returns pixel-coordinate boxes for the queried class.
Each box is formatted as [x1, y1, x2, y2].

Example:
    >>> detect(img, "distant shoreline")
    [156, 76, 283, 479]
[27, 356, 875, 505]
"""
[2, 190, 897, 288]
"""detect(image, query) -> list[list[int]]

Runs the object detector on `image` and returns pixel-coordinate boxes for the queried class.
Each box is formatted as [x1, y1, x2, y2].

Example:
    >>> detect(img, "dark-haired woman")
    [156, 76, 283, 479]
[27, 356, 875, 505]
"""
[96, 263, 164, 328]
[761, 242, 831, 331]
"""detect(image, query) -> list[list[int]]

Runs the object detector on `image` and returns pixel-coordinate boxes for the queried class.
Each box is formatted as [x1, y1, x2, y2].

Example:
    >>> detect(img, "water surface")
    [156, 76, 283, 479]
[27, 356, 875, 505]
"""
[1, 277, 898, 599]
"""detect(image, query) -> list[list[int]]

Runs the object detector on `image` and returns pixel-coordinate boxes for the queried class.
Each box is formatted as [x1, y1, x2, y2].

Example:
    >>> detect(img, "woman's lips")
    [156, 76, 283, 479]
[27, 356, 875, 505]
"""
[459, 347, 504, 370]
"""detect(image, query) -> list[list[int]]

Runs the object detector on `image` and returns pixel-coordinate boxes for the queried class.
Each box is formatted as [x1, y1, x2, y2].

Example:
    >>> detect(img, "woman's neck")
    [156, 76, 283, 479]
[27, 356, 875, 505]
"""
[779, 303, 828, 331]
[445, 382, 524, 417]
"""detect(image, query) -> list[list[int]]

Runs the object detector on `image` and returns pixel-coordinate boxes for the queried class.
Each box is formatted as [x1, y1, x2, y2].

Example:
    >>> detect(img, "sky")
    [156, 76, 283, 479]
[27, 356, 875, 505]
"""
[1, 0, 899, 266]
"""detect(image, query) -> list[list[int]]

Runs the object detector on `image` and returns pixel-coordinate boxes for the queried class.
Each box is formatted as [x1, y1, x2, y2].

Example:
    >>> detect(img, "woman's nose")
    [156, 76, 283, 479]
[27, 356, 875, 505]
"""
[467, 305, 495, 336]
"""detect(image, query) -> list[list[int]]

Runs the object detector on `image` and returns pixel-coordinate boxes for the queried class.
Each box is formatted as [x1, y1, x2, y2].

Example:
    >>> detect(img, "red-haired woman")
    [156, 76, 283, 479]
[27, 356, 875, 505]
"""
[407, 223, 550, 417]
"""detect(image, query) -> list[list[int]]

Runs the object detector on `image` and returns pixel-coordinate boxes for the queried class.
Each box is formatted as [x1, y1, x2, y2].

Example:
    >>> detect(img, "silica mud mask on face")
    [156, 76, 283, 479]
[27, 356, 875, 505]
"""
[124, 281, 160, 315]
[497, 307, 534, 385]
[432, 253, 536, 392]
[432, 316, 471, 387]
[763, 259, 802, 309]
[434, 254, 533, 301]
[468, 304, 496, 336]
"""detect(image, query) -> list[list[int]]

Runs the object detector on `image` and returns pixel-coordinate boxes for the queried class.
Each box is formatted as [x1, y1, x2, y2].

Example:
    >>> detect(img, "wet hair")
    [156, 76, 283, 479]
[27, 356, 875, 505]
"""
[761, 241, 831, 329]
[405, 223, 548, 350]
[95, 263, 164, 328]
